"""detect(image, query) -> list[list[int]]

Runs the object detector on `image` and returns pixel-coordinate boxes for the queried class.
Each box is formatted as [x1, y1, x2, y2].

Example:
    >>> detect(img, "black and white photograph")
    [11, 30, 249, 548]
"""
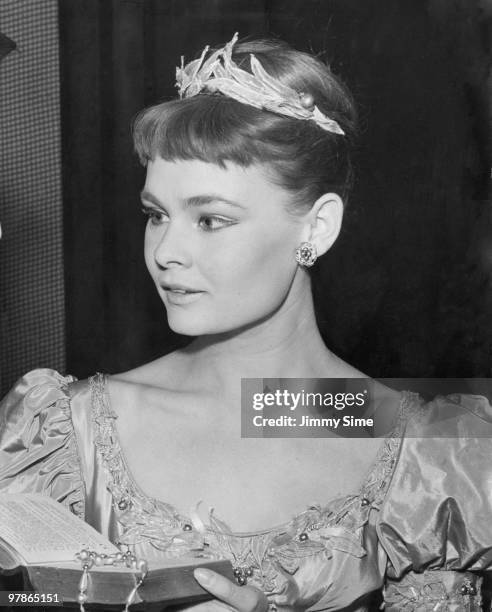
[0, 1, 491, 610]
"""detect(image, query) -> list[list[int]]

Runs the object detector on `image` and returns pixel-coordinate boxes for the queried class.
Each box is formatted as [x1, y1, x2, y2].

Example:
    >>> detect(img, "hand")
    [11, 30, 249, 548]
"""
[188, 568, 269, 612]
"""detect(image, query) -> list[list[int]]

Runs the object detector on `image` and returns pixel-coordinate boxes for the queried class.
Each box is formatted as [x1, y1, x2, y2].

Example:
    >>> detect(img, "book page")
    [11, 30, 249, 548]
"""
[0, 494, 119, 565]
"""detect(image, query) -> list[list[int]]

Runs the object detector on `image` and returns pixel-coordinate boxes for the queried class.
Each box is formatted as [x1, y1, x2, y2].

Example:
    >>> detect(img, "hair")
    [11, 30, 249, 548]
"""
[133, 36, 357, 213]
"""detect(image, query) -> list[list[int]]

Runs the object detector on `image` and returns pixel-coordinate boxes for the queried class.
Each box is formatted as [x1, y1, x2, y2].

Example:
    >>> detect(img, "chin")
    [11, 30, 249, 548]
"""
[166, 305, 280, 338]
[166, 311, 220, 336]
[167, 318, 241, 337]
[165, 305, 246, 337]
[166, 317, 202, 336]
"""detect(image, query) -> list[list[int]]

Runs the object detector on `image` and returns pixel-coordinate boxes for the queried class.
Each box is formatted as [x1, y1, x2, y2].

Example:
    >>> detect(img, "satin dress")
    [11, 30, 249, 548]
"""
[1, 369, 492, 611]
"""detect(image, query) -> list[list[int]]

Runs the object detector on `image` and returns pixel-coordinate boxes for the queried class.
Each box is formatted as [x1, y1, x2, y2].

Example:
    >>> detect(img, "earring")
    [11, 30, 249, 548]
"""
[295, 242, 317, 267]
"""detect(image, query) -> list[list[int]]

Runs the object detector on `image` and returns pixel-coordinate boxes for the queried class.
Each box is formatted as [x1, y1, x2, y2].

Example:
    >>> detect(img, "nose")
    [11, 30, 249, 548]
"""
[151, 220, 191, 269]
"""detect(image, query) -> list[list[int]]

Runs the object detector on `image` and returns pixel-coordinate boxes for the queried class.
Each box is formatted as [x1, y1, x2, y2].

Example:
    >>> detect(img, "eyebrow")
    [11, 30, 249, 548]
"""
[140, 190, 245, 209]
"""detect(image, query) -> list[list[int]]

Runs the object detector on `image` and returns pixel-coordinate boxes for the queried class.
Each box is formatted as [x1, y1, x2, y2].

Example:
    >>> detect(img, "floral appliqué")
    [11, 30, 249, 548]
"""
[90, 374, 415, 594]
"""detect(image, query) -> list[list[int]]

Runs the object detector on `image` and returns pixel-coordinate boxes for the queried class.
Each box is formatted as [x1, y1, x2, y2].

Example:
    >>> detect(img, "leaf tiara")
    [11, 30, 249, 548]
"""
[175, 32, 345, 136]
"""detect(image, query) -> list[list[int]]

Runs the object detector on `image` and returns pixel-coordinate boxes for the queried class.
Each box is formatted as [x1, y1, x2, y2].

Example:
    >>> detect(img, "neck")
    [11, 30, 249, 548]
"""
[182, 279, 350, 395]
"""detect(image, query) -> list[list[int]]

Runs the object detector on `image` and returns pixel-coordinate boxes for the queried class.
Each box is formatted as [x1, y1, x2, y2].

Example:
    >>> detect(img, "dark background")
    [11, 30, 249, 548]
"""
[59, 0, 491, 380]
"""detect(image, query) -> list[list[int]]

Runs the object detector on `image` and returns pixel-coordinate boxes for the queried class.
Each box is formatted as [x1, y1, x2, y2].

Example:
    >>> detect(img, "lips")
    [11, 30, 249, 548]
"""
[160, 283, 205, 305]
[161, 283, 202, 293]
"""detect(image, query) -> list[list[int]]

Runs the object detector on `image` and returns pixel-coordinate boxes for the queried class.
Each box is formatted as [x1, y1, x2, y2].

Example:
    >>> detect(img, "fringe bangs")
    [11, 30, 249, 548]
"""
[133, 95, 282, 168]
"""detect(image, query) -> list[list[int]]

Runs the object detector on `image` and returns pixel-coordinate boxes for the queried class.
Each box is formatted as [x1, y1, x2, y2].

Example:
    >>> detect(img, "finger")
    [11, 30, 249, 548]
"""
[181, 601, 235, 612]
[194, 569, 267, 612]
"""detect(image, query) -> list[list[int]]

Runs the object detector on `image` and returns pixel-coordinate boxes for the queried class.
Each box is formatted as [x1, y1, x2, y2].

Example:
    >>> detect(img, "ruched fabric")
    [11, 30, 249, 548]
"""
[1, 371, 491, 611]
[0, 369, 84, 519]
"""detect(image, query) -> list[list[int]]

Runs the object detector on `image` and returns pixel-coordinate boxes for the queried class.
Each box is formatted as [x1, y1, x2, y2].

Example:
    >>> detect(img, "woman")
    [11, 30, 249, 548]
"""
[1, 33, 491, 611]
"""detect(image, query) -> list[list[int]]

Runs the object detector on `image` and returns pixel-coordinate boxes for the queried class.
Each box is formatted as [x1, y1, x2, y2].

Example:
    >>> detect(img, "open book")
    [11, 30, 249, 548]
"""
[0, 494, 233, 608]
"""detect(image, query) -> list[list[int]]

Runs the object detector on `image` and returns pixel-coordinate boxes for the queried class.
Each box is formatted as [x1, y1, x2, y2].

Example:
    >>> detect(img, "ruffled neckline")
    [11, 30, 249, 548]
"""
[90, 373, 417, 536]
[88, 372, 423, 593]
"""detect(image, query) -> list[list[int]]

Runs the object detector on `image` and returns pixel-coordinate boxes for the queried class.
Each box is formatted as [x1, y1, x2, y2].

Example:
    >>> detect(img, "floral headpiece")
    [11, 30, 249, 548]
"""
[175, 32, 345, 136]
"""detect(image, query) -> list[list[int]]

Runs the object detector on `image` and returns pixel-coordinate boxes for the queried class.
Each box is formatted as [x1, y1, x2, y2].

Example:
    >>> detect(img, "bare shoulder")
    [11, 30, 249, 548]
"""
[327, 351, 367, 378]
[105, 350, 202, 439]
[326, 353, 403, 433]
[369, 380, 404, 435]
[110, 349, 191, 390]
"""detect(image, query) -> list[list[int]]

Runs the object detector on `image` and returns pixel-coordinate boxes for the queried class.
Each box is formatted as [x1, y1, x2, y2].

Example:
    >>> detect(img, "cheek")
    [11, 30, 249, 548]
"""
[207, 230, 297, 296]
[143, 230, 157, 274]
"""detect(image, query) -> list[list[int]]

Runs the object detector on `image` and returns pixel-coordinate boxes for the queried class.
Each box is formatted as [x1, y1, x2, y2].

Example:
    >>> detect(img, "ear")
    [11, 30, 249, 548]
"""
[304, 193, 344, 256]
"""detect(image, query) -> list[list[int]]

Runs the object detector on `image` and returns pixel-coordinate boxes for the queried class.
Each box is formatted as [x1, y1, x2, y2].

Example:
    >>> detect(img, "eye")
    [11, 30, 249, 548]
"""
[198, 215, 234, 231]
[141, 207, 168, 226]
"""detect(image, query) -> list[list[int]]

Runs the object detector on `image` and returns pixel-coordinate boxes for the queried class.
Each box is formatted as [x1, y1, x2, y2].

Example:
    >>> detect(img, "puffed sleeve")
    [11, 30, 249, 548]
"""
[377, 393, 492, 609]
[0, 369, 85, 520]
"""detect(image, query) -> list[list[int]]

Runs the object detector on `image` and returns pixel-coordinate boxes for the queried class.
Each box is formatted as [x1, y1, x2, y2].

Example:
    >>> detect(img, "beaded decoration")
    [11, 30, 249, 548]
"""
[75, 548, 148, 612]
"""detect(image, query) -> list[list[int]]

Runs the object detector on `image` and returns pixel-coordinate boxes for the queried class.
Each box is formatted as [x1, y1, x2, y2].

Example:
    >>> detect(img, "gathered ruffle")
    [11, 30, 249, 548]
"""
[0, 369, 85, 520]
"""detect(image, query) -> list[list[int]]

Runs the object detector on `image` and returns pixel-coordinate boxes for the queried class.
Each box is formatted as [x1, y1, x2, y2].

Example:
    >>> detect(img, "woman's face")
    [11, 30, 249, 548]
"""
[142, 157, 305, 336]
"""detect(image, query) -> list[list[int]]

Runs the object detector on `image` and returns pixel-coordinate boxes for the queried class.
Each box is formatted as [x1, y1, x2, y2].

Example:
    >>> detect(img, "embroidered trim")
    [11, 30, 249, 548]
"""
[359, 390, 421, 508]
[384, 569, 483, 611]
[90, 374, 210, 558]
[89, 374, 415, 592]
